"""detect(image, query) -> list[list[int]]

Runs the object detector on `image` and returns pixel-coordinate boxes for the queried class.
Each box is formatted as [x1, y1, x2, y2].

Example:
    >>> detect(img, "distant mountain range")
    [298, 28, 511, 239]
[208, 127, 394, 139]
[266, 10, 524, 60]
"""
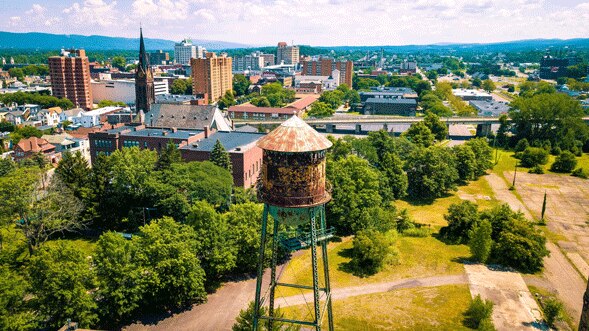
[1, 31, 589, 53]
[0, 31, 253, 51]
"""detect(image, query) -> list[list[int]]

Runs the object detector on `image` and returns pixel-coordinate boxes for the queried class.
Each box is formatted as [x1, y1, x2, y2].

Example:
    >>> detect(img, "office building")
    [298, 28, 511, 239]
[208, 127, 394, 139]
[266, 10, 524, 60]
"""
[175, 39, 197, 65]
[191, 52, 233, 102]
[539, 55, 582, 79]
[48, 49, 93, 110]
[363, 98, 417, 116]
[149, 50, 170, 65]
[276, 42, 300, 65]
[233, 54, 265, 72]
[260, 53, 275, 67]
[452, 89, 493, 101]
[301, 58, 354, 87]
[136, 28, 155, 112]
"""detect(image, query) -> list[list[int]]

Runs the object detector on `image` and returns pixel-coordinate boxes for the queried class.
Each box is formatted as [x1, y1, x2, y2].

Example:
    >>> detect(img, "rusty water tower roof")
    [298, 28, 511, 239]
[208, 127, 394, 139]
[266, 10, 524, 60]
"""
[256, 115, 332, 152]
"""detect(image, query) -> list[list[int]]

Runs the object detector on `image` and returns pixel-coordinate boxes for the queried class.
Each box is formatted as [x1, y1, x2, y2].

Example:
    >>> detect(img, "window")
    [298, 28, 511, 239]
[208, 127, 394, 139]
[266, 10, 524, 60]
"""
[123, 140, 139, 148]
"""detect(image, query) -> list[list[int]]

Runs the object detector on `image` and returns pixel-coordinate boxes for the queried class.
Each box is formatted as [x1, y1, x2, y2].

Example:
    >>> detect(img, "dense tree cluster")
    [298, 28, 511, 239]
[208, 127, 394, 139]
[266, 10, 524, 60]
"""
[170, 78, 193, 95]
[0, 91, 74, 109]
[440, 202, 549, 272]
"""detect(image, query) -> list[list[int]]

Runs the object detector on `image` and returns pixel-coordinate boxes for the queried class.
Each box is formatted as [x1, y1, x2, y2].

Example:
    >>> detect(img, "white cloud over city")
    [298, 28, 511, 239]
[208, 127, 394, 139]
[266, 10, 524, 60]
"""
[2, 0, 589, 45]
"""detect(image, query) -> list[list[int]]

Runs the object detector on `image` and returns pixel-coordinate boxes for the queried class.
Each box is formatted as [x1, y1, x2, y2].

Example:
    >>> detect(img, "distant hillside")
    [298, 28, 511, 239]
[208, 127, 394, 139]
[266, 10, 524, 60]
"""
[0, 31, 252, 51]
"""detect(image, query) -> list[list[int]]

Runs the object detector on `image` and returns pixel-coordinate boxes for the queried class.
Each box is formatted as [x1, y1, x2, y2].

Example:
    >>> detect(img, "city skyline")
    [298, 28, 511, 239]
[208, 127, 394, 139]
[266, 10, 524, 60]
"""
[2, 0, 589, 47]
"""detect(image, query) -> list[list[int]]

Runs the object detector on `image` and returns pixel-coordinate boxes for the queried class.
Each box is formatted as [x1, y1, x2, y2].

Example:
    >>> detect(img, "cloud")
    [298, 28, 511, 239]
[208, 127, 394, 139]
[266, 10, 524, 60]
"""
[26, 4, 47, 15]
[132, 0, 191, 21]
[63, 0, 118, 27]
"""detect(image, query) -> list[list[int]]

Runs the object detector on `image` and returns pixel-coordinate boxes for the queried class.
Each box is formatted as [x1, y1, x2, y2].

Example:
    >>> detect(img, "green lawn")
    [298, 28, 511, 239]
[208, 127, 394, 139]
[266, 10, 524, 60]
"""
[276, 235, 469, 298]
[280, 284, 472, 330]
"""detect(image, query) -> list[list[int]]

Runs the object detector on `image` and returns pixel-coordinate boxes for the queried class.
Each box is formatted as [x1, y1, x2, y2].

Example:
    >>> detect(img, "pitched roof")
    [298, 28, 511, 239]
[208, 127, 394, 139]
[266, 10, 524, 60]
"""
[42, 133, 75, 145]
[16, 137, 55, 153]
[256, 115, 332, 152]
[228, 105, 300, 115]
[146, 104, 217, 129]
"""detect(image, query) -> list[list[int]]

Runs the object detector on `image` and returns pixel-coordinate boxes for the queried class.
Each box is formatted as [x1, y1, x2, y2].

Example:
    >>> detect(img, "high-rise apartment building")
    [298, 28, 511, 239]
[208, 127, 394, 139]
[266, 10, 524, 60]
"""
[49, 49, 93, 110]
[149, 50, 170, 65]
[276, 42, 300, 65]
[260, 53, 275, 67]
[191, 52, 233, 102]
[301, 58, 354, 87]
[174, 39, 197, 65]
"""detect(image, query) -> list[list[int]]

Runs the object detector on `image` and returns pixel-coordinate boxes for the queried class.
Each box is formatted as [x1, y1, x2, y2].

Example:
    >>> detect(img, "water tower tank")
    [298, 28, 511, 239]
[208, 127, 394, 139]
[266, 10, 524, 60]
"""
[256, 115, 332, 208]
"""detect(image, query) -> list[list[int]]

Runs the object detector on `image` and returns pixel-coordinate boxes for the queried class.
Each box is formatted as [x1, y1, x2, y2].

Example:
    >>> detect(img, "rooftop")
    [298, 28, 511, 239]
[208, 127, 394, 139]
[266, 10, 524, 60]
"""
[228, 105, 300, 115]
[146, 104, 217, 129]
[365, 98, 417, 104]
[122, 127, 202, 139]
[83, 106, 123, 116]
[257, 115, 332, 152]
[181, 131, 265, 153]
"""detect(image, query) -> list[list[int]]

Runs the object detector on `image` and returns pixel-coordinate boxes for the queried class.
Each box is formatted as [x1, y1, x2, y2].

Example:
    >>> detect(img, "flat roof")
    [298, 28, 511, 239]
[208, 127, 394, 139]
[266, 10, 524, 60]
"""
[83, 106, 123, 116]
[452, 89, 492, 97]
[365, 98, 417, 104]
[228, 105, 299, 115]
[469, 100, 510, 114]
[122, 128, 202, 139]
[181, 131, 265, 152]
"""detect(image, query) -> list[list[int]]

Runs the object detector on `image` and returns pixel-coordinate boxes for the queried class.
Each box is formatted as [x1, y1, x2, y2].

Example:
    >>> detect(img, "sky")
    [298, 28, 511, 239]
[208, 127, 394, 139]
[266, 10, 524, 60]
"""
[2, 0, 589, 46]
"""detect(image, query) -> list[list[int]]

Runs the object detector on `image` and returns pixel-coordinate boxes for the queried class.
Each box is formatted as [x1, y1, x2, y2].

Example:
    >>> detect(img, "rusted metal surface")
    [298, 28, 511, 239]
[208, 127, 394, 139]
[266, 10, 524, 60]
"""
[258, 150, 331, 208]
[256, 115, 332, 152]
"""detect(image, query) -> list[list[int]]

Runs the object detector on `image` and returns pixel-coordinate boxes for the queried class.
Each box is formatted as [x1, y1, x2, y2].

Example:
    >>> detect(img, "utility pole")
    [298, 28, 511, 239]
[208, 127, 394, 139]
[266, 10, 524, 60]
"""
[511, 164, 518, 189]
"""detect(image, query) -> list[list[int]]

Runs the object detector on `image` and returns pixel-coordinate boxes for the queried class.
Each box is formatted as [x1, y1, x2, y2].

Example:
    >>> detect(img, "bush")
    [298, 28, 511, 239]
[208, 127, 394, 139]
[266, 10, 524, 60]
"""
[477, 318, 496, 331]
[550, 151, 577, 173]
[543, 298, 563, 327]
[351, 229, 398, 276]
[492, 221, 549, 273]
[463, 295, 494, 329]
[403, 227, 431, 237]
[528, 165, 544, 174]
[550, 146, 562, 156]
[469, 220, 493, 263]
[519, 147, 548, 168]
[514, 138, 529, 152]
[572, 167, 588, 179]
[440, 201, 480, 244]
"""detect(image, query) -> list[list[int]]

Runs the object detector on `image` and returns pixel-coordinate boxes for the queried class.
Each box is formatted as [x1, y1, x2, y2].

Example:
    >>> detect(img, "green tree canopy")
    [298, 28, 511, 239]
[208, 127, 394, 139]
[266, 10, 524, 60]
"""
[405, 146, 458, 199]
[210, 139, 233, 173]
[402, 121, 435, 147]
[423, 112, 448, 141]
[156, 140, 182, 170]
[481, 79, 496, 93]
[233, 74, 250, 96]
[307, 101, 334, 118]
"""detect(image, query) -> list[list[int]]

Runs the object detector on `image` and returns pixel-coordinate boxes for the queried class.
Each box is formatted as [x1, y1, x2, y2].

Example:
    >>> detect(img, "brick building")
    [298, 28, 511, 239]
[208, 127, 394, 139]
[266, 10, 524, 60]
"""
[301, 58, 354, 88]
[48, 49, 93, 110]
[13, 137, 60, 164]
[191, 53, 233, 102]
[276, 42, 299, 65]
[88, 124, 264, 187]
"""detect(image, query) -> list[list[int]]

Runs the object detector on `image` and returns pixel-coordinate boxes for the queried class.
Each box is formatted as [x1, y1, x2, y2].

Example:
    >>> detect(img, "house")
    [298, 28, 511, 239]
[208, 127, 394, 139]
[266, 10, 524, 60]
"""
[73, 106, 123, 128]
[5, 111, 27, 125]
[37, 107, 63, 127]
[60, 108, 84, 123]
[41, 133, 91, 160]
[13, 137, 59, 164]
[145, 104, 232, 131]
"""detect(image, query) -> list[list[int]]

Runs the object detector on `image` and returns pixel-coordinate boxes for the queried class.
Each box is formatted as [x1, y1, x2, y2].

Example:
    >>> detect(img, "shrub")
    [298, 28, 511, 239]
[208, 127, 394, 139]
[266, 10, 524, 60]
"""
[550, 151, 577, 173]
[403, 227, 431, 238]
[572, 167, 588, 179]
[351, 229, 398, 276]
[469, 220, 493, 263]
[520, 147, 548, 168]
[529, 165, 544, 174]
[477, 318, 496, 331]
[550, 146, 562, 156]
[514, 138, 529, 152]
[543, 298, 563, 327]
[491, 221, 549, 273]
[440, 201, 480, 244]
[463, 295, 494, 329]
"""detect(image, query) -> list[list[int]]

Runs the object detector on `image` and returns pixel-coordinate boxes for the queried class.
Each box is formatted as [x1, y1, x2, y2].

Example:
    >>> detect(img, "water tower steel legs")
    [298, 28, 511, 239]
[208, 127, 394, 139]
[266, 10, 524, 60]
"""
[253, 204, 334, 331]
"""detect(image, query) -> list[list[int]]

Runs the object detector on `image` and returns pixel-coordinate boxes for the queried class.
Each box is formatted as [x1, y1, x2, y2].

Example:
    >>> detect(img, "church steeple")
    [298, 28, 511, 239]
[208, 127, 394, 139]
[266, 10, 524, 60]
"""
[135, 27, 155, 114]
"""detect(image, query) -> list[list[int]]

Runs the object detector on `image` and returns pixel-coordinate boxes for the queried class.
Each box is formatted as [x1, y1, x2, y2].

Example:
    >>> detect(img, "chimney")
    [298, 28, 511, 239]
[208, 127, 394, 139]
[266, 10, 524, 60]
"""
[171, 127, 178, 133]
[204, 125, 210, 138]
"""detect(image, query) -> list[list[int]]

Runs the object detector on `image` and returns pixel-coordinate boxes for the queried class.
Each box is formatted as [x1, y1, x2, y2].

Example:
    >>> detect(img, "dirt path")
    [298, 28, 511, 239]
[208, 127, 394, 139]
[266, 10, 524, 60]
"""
[465, 264, 544, 330]
[276, 274, 467, 307]
[485, 173, 533, 219]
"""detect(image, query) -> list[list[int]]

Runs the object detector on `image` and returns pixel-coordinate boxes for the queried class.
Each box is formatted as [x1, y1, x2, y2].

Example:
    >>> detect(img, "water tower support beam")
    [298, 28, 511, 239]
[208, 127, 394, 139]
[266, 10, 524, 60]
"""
[268, 216, 280, 329]
[320, 207, 335, 331]
[310, 208, 322, 329]
[253, 204, 269, 330]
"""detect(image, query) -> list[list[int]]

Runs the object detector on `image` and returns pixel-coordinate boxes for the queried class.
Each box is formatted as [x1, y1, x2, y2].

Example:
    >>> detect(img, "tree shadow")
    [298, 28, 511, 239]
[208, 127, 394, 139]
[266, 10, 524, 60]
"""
[336, 248, 376, 278]
[400, 191, 455, 207]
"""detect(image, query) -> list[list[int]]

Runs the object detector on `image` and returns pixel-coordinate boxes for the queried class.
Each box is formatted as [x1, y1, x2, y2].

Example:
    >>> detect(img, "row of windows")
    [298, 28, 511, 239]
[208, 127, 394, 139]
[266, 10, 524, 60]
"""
[123, 140, 140, 148]
[95, 151, 111, 157]
[94, 140, 112, 148]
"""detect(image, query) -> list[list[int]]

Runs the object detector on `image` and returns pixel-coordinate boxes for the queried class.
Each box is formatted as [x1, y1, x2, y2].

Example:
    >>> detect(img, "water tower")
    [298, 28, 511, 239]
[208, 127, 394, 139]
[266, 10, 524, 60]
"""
[253, 115, 334, 330]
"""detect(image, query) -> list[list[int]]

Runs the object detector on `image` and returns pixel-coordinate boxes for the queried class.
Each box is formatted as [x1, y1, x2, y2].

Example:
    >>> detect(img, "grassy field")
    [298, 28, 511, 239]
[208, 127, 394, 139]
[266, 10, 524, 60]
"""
[276, 235, 469, 298]
[528, 285, 576, 330]
[493, 148, 589, 178]
[279, 284, 473, 330]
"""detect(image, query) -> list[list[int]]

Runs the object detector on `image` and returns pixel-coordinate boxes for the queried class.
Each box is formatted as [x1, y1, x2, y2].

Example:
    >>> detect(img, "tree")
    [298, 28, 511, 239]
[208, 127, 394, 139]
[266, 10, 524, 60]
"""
[250, 96, 271, 107]
[327, 155, 384, 234]
[509, 93, 589, 151]
[29, 241, 98, 329]
[233, 74, 250, 96]
[210, 140, 233, 173]
[482, 79, 496, 93]
[55, 151, 91, 199]
[307, 101, 334, 118]
[469, 220, 493, 263]
[0, 266, 37, 331]
[402, 121, 435, 147]
[218, 90, 236, 110]
[318, 90, 344, 110]
[94, 232, 143, 324]
[465, 138, 493, 177]
[111, 56, 127, 70]
[232, 301, 298, 331]
[550, 150, 577, 173]
[491, 220, 549, 273]
[156, 140, 182, 170]
[350, 229, 398, 276]
[440, 201, 480, 243]
[463, 295, 494, 329]
[8, 68, 24, 81]
[378, 152, 408, 200]
[97, 99, 126, 108]
[0, 158, 15, 177]
[170, 79, 189, 95]
[186, 201, 237, 282]
[453, 144, 477, 181]
[543, 298, 563, 328]
[134, 217, 207, 308]
[423, 112, 448, 141]
[405, 146, 459, 199]
[519, 147, 548, 168]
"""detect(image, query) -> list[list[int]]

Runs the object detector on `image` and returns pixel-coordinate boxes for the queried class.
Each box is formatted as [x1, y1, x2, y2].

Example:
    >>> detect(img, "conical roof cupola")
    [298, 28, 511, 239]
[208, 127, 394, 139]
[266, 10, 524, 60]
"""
[256, 115, 332, 152]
